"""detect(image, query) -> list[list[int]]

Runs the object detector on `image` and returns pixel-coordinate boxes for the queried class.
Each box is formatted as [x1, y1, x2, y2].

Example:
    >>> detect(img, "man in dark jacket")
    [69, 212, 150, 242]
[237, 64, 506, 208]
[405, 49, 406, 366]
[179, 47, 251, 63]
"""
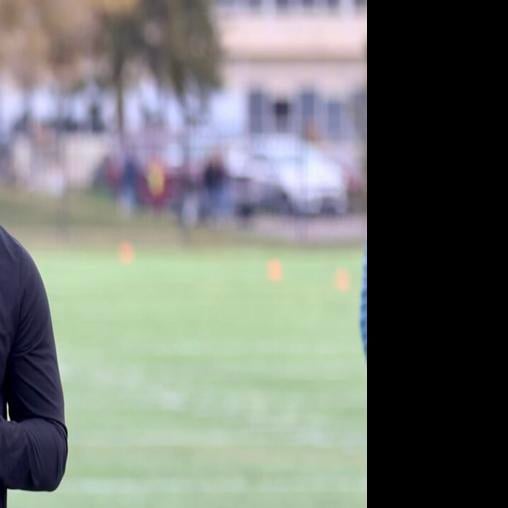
[0, 226, 67, 507]
[203, 152, 228, 221]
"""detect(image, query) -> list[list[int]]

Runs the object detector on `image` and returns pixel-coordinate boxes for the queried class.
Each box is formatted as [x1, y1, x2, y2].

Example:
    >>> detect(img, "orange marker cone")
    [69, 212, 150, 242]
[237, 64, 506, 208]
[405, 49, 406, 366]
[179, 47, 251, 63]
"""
[335, 269, 351, 293]
[119, 242, 135, 265]
[267, 259, 283, 283]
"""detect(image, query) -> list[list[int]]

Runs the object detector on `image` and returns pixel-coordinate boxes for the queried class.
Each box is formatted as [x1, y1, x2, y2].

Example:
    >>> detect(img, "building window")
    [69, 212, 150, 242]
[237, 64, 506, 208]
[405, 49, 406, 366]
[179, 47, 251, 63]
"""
[299, 89, 320, 139]
[276, 0, 290, 9]
[215, 0, 235, 7]
[353, 88, 367, 140]
[273, 99, 292, 133]
[248, 90, 267, 134]
[215, 0, 354, 12]
[327, 100, 343, 140]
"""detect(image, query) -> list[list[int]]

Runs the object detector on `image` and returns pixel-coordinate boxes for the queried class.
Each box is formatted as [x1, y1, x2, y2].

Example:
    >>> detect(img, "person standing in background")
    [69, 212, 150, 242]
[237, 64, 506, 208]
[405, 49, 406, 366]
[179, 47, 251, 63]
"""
[119, 148, 140, 217]
[203, 152, 228, 222]
[177, 165, 200, 231]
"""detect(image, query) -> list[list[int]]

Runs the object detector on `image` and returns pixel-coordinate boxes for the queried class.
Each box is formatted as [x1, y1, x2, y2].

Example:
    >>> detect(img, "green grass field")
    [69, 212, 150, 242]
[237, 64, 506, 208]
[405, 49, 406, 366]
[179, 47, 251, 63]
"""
[7, 245, 366, 508]
[2, 187, 366, 507]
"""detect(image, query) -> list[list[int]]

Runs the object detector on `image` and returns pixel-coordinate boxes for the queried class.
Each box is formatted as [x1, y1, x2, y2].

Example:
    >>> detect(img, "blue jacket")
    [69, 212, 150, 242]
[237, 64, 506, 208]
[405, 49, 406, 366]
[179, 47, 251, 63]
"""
[360, 253, 367, 357]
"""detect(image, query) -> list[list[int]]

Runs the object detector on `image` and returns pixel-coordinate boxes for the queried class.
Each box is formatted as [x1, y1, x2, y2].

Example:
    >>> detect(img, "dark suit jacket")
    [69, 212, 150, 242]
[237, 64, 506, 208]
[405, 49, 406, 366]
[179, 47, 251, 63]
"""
[0, 227, 67, 508]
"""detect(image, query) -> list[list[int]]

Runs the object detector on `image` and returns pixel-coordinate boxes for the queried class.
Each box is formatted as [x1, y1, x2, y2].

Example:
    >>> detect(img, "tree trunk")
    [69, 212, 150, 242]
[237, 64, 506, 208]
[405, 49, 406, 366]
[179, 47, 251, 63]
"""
[56, 88, 70, 239]
[114, 70, 125, 138]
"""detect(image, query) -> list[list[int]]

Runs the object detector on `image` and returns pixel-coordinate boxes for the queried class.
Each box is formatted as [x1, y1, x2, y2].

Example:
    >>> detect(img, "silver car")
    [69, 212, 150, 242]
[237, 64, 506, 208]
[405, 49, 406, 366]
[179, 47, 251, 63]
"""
[228, 135, 348, 216]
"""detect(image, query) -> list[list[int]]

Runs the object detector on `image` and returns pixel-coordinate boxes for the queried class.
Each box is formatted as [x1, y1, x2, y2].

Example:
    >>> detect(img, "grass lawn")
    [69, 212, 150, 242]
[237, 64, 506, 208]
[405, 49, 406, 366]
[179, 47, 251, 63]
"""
[8, 246, 366, 508]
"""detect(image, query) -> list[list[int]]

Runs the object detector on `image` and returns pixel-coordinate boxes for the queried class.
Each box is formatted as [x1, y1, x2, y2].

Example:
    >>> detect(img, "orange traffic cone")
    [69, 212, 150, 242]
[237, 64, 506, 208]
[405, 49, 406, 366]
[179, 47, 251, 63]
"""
[335, 269, 351, 293]
[267, 259, 283, 283]
[119, 242, 135, 265]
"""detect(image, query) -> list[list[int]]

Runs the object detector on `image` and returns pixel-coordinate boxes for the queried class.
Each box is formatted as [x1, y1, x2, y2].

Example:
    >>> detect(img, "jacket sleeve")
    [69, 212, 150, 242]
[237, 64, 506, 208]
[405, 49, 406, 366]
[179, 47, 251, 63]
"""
[360, 254, 367, 357]
[0, 251, 67, 492]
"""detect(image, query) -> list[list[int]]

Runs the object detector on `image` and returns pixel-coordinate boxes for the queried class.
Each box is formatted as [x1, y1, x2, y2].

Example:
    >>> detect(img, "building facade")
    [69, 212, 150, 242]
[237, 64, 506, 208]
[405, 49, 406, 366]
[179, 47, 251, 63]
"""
[210, 0, 367, 146]
[0, 0, 367, 174]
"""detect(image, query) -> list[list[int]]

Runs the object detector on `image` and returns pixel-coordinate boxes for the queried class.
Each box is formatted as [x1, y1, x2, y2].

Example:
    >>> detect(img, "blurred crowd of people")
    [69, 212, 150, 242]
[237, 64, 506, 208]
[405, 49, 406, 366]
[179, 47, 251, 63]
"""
[94, 148, 252, 228]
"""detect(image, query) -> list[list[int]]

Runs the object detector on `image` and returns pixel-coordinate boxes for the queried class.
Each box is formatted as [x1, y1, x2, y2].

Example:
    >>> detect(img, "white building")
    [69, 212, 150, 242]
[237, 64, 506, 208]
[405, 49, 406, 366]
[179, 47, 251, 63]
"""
[209, 0, 367, 145]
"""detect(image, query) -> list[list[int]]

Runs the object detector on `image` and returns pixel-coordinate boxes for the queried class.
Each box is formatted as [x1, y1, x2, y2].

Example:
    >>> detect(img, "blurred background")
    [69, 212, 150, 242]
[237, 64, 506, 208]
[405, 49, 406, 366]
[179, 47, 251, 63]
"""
[0, 0, 367, 506]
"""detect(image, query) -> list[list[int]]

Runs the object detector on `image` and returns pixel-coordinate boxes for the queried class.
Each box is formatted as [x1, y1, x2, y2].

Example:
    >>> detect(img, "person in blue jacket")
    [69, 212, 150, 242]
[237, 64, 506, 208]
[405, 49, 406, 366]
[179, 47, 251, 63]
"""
[360, 251, 367, 358]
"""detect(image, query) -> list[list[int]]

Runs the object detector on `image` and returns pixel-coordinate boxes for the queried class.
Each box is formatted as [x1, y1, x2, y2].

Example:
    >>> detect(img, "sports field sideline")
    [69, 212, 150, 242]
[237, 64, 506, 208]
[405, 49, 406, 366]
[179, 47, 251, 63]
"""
[6, 244, 366, 508]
